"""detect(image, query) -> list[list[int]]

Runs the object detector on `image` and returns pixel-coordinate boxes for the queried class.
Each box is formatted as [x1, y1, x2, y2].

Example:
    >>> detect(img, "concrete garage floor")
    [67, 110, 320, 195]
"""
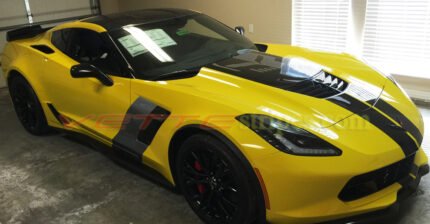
[0, 87, 429, 224]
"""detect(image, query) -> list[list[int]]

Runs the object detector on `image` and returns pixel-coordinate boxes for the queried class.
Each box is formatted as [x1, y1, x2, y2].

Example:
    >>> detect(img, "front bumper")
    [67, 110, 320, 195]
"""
[256, 148, 429, 224]
[320, 164, 429, 224]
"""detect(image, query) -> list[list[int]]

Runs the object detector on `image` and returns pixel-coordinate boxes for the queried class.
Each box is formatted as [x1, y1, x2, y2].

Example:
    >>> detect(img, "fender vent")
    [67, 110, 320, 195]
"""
[287, 72, 348, 98]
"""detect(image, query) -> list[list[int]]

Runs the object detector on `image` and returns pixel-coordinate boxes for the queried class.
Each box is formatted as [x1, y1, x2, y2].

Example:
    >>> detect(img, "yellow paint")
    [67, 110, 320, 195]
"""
[1, 22, 428, 224]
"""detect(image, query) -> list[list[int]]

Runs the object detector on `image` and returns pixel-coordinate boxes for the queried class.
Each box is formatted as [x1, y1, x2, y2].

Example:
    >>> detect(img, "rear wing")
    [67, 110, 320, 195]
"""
[6, 25, 51, 42]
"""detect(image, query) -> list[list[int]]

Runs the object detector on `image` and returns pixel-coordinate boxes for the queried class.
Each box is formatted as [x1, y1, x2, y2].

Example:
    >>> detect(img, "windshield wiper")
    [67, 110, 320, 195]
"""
[150, 69, 201, 81]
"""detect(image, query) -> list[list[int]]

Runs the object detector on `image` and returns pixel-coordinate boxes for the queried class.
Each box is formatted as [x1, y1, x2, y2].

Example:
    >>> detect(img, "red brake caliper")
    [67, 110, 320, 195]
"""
[194, 161, 206, 193]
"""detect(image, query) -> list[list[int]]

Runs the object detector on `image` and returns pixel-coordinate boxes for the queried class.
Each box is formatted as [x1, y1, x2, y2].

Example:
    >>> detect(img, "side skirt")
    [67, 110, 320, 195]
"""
[47, 102, 174, 188]
[49, 128, 176, 192]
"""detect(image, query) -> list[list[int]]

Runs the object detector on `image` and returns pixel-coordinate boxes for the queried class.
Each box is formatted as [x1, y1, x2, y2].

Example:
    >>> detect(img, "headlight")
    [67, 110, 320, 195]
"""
[237, 114, 342, 156]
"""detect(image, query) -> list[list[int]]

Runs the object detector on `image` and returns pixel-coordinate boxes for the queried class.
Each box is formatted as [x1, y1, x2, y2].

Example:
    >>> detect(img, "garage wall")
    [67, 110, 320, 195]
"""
[116, 0, 293, 44]
[0, 0, 29, 88]
[0, 0, 107, 88]
[100, 0, 120, 14]
[30, 0, 94, 23]
[0, 72, 4, 88]
[0, 29, 5, 87]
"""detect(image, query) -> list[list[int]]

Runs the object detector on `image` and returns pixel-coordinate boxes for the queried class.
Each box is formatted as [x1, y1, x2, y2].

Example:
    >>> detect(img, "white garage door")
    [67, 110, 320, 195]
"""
[0, 0, 101, 88]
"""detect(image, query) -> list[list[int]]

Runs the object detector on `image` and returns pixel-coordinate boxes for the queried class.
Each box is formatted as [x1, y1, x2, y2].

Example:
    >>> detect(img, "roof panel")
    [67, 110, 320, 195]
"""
[82, 8, 198, 31]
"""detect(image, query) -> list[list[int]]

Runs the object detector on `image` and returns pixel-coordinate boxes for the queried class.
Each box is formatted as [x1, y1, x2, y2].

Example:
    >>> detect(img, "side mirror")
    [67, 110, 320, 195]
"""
[70, 63, 114, 87]
[235, 26, 245, 36]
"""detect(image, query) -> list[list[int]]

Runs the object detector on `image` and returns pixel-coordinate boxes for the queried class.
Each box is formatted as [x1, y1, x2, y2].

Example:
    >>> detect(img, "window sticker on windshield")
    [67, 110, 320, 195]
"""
[118, 29, 178, 57]
[146, 29, 177, 48]
[176, 28, 190, 36]
[118, 35, 148, 57]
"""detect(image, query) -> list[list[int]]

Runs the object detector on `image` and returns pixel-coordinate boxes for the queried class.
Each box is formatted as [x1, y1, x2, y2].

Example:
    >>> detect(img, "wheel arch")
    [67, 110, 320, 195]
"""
[168, 124, 255, 183]
[6, 68, 45, 103]
[169, 125, 222, 182]
[6, 66, 40, 92]
[6, 63, 51, 104]
[7, 69, 26, 86]
[168, 124, 267, 222]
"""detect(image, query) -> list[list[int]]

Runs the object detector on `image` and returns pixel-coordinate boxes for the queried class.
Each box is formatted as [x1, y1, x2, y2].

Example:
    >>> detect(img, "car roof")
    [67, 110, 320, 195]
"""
[82, 8, 199, 31]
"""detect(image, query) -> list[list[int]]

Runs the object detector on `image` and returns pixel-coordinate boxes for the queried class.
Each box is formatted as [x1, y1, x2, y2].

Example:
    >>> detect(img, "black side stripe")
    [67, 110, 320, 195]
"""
[113, 97, 170, 160]
[74, 121, 112, 142]
[47, 103, 111, 142]
[372, 100, 423, 145]
[329, 94, 419, 157]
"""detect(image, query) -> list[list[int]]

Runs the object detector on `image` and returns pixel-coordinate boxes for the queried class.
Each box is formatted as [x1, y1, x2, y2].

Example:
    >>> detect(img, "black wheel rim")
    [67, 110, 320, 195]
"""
[10, 83, 38, 131]
[181, 147, 239, 222]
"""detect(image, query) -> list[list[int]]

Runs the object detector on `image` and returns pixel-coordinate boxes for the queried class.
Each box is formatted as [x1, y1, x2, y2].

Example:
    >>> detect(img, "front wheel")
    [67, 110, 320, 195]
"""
[176, 134, 262, 224]
[9, 75, 50, 135]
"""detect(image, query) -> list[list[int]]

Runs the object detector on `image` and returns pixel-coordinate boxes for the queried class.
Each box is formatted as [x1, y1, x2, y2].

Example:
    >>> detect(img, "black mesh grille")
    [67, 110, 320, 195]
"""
[339, 155, 415, 202]
[287, 72, 348, 98]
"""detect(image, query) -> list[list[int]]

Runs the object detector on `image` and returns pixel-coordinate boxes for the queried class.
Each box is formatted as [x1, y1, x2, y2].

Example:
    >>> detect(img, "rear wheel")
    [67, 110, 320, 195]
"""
[9, 75, 50, 135]
[176, 134, 261, 224]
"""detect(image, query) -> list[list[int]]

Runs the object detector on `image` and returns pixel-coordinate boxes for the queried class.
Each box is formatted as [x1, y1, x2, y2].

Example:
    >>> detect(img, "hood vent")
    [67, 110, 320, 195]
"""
[286, 71, 348, 99]
[206, 50, 349, 99]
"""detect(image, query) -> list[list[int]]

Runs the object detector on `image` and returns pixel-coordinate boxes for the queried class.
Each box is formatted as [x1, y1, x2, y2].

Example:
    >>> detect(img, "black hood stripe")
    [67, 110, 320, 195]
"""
[330, 94, 419, 157]
[205, 51, 347, 99]
[207, 51, 421, 156]
[372, 100, 423, 145]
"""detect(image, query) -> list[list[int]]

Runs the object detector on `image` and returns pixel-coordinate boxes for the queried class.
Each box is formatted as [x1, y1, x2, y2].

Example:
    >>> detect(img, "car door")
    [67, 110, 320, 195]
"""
[42, 27, 131, 143]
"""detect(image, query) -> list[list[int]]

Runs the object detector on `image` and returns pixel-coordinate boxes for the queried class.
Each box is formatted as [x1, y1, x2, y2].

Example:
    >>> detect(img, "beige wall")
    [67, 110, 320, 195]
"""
[0, 71, 5, 88]
[394, 75, 430, 102]
[100, 0, 120, 14]
[0, 31, 6, 88]
[116, 0, 292, 44]
[349, 0, 367, 55]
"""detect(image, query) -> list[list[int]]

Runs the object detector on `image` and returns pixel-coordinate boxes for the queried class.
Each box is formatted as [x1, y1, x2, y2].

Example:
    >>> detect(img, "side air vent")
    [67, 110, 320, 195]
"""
[287, 72, 348, 99]
[31, 45, 55, 54]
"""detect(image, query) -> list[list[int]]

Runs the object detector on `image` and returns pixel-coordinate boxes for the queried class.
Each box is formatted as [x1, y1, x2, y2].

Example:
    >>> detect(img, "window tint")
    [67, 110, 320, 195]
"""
[51, 29, 73, 53]
[51, 28, 123, 75]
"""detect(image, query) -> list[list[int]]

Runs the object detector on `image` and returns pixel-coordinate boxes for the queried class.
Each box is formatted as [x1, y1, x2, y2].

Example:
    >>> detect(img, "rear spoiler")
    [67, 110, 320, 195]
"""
[6, 25, 51, 42]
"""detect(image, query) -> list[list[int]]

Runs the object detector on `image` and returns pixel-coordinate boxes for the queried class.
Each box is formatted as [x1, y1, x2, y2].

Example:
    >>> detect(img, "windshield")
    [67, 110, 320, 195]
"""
[110, 14, 257, 79]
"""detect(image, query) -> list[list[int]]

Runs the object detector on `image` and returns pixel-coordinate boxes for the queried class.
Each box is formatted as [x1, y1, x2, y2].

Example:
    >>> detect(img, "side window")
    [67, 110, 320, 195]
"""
[51, 28, 123, 75]
[51, 29, 73, 53]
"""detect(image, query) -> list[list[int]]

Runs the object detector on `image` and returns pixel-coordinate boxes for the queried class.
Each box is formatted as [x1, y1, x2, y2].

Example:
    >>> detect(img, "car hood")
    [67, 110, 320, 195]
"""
[154, 45, 423, 158]
[168, 46, 388, 129]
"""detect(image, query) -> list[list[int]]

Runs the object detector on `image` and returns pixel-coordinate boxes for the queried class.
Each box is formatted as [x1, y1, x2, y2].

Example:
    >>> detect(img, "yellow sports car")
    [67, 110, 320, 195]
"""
[1, 8, 428, 224]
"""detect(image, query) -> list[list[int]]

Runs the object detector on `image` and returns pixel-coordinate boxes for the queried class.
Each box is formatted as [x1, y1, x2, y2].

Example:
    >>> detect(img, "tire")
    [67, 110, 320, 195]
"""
[9, 75, 50, 135]
[176, 134, 262, 224]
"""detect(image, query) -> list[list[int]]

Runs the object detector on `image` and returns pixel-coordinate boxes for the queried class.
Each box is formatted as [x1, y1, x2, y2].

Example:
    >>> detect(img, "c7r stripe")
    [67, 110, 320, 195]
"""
[329, 94, 419, 157]
[372, 100, 423, 145]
